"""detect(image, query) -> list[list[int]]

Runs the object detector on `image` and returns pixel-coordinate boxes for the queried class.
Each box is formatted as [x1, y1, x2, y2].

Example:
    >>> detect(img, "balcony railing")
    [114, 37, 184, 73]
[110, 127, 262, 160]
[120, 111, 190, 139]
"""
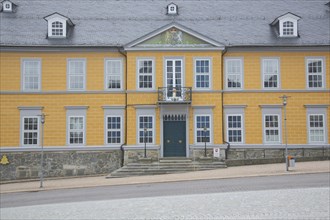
[158, 86, 192, 104]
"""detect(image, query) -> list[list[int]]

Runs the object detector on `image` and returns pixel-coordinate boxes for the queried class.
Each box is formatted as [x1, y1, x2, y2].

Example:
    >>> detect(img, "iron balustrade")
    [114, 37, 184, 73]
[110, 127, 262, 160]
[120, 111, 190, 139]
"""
[158, 86, 192, 103]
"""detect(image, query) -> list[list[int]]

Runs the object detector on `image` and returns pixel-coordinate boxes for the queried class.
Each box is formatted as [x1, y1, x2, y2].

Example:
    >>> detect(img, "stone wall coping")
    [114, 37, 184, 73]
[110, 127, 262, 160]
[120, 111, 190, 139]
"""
[0, 146, 121, 153]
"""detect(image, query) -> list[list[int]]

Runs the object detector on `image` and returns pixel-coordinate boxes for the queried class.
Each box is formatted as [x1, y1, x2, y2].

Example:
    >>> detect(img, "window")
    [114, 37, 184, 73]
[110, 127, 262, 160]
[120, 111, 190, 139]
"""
[264, 115, 280, 143]
[2, 1, 13, 12]
[195, 59, 211, 89]
[308, 114, 325, 143]
[283, 21, 294, 36]
[262, 58, 279, 89]
[22, 117, 39, 146]
[137, 59, 154, 89]
[225, 58, 243, 89]
[22, 59, 41, 91]
[167, 3, 178, 15]
[67, 59, 86, 90]
[68, 116, 84, 145]
[106, 116, 122, 144]
[306, 58, 325, 89]
[105, 59, 122, 90]
[227, 115, 243, 143]
[138, 116, 154, 144]
[51, 21, 64, 36]
[195, 115, 211, 143]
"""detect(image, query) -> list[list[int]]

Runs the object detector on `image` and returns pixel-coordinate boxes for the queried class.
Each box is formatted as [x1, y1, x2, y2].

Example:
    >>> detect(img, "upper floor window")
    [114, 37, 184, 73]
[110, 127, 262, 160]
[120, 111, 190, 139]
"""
[306, 57, 325, 89]
[21, 59, 41, 91]
[195, 58, 211, 89]
[271, 13, 300, 37]
[67, 59, 86, 91]
[262, 58, 280, 89]
[44, 13, 74, 38]
[105, 59, 123, 90]
[137, 58, 154, 89]
[225, 58, 243, 89]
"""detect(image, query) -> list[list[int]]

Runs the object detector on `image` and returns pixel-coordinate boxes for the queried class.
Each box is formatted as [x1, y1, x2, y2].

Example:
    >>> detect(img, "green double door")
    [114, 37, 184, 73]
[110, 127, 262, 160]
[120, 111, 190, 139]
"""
[163, 119, 186, 157]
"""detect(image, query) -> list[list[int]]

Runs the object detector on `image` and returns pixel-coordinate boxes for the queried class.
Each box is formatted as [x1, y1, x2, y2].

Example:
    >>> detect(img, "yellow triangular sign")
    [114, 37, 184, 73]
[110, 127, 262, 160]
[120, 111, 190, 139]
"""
[0, 155, 9, 165]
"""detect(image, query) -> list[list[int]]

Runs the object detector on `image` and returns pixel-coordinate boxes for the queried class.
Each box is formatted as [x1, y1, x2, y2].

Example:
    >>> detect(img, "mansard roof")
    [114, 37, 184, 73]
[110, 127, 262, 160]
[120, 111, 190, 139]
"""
[0, 0, 329, 47]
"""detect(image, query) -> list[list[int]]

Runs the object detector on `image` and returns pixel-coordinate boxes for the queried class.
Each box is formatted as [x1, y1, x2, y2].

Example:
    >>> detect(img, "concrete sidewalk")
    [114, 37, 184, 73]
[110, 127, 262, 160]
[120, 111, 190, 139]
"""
[1, 161, 329, 194]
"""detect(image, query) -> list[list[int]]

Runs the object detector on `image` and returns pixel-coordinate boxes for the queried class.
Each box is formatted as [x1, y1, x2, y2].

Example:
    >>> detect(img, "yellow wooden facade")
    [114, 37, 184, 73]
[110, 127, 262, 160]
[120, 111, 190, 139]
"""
[1, 47, 329, 156]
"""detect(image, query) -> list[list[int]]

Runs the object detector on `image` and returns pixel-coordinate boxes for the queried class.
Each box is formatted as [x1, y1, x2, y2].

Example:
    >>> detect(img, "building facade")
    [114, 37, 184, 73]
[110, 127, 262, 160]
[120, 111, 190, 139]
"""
[0, 0, 329, 180]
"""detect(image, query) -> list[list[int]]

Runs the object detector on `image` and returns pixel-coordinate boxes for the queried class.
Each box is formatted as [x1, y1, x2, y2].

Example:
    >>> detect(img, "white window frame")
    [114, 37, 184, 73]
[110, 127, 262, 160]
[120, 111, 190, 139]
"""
[194, 58, 212, 90]
[226, 114, 244, 144]
[225, 58, 243, 90]
[261, 58, 280, 89]
[305, 57, 325, 89]
[308, 114, 326, 144]
[167, 3, 178, 15]
[136, 108, 156, 145]
[67, 116, 85, 146]
[103, 106, 125, 146]
[263, 114, 281, 144]
[138, 115, 155, 144]
[47, 17, 67, 38]
[104, 58, 123, 90]
[106, 116, 123, 145]
[66, 107, 87, 146]
[195, 114, 212, 144]
[279, 18, 298, 37]
[67, 59, 86, 91]
[21, 58, 42, 91]
[22, 116, 40, 147]
[137, 58, 155, 90]
[19, 107, 43, 147]
[3, 1, 12, 12]
[306, 107, 328, 144]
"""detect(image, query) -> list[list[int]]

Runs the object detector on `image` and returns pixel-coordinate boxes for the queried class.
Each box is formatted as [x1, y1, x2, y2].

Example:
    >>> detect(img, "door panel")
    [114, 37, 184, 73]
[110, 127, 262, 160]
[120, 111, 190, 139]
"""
[164, 121, 186, 157]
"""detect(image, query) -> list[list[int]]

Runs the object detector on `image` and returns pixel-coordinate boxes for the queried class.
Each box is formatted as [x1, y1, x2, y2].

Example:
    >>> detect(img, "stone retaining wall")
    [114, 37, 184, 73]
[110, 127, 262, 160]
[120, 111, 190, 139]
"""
[0, 150, 121, 182]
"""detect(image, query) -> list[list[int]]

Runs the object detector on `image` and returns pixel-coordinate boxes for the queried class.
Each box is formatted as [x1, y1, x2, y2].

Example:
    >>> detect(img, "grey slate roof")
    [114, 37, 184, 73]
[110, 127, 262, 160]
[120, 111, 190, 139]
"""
[0, 0, 329, 47]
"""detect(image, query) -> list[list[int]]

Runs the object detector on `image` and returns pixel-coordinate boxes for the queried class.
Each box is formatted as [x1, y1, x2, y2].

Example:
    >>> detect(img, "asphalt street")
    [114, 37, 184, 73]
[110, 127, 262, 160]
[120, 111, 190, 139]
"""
[1, 173, 329, 208]
[1, 173, 330, 220]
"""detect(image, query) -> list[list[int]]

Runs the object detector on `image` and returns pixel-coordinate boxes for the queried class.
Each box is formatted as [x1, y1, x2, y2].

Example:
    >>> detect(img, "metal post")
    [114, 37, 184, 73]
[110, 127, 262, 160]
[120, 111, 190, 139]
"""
[204, 127, 207, 157]
[144, 127, 147, 158]
[39, 113, 45, 188]
[280, 95, 289, 171]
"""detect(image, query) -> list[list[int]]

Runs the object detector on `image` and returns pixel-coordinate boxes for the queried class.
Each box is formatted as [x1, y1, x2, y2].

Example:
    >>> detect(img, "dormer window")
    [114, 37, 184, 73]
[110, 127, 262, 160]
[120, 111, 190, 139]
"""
[271, 12, 301, 37]
[167, 3, 178, 15]
[1, 0, 17, 13]
[44, 12, 74, 38]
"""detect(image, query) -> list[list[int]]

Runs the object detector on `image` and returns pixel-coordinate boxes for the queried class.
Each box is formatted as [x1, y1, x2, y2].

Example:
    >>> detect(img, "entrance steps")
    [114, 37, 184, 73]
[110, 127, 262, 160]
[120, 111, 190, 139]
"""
[108, 158, 227, 178]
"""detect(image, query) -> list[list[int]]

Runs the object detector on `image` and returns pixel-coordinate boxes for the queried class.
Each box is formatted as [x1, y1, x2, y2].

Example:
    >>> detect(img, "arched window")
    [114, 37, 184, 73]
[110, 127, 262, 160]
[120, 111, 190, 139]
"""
[283, 21, 294, 36]
[51, 21, 64, 36]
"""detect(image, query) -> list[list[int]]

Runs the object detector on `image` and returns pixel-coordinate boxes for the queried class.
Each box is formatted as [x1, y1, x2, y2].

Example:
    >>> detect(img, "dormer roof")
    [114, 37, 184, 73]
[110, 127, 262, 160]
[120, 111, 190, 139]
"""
[43, 12, 74, 26]
[270, 12, 301, 26]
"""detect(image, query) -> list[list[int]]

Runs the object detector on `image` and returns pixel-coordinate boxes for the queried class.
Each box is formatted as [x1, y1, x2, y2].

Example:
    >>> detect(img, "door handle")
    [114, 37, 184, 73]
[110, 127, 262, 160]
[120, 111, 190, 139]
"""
[167, 139, 171, 143]
[178, 140, 182, 144]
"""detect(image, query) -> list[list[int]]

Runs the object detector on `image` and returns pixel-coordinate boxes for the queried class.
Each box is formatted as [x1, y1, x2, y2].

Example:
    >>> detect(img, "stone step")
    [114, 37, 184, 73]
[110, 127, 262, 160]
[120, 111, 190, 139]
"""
[108, 158, 227, 178]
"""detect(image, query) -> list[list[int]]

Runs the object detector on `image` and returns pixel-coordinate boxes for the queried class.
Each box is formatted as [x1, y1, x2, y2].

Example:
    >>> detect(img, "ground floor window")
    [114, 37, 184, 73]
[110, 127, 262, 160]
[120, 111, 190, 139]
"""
[106, 116, 121, 144]
[195, 115, 210, 143]
[139, 116, 153, 144]
[22, 117, 39, 146]
[308, 114, 325, 143]
[227, 114, 243, 143]
[264, 114, 280, 143]
[69, 116, 84, 145]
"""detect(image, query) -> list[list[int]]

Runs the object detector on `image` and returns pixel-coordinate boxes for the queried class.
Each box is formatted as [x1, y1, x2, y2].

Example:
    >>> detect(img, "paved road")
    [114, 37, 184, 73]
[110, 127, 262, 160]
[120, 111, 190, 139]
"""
[1, 173, 329, 208]
[1, 173, 329, 220]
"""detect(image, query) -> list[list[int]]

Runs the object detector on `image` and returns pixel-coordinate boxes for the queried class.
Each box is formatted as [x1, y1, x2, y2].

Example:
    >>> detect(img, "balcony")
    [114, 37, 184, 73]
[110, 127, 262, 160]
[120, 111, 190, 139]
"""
[158, 87, 192, 104]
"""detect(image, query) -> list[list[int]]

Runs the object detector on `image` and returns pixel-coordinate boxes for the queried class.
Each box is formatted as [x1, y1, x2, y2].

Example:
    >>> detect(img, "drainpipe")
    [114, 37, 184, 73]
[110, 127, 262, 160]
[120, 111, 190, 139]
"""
[221, 48, 228, 159]
[118, 47, 127, 167]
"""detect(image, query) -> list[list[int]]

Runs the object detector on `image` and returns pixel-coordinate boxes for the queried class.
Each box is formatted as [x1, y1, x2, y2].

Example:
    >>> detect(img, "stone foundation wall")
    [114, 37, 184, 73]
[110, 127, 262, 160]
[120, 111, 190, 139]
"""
[123, 149, 159, 165]
[0, 150, 121, 182]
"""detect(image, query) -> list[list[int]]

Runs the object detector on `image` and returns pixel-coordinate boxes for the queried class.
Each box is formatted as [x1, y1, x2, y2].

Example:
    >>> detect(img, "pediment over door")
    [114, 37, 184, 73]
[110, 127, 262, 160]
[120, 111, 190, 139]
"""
[125, 22, 225, 51]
